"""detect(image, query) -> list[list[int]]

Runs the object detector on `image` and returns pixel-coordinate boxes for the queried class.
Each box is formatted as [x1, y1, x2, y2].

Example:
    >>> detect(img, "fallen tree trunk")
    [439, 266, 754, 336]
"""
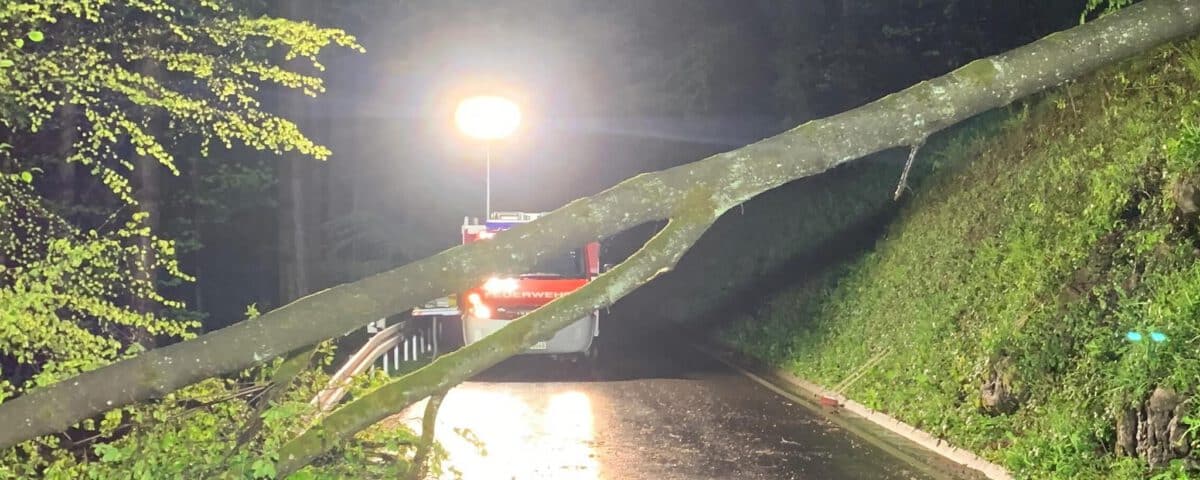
[276, 209, 719, 473]
[1, 0, 1197, 451]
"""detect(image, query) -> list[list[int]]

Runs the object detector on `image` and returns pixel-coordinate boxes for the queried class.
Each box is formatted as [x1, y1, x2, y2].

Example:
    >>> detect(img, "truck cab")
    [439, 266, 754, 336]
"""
[414, 212, 601, 359]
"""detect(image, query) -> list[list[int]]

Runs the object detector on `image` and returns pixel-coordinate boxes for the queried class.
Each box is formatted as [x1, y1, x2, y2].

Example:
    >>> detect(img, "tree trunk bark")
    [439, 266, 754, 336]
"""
[277, 158, 313, 303]
[0, 0, 1197, 451]
[190, 154, 204, 314]
[131, 59, 163, 348]
[276, 0, 316, 305]
[54, 104, 78, 209]
[133, 141, 160, 318]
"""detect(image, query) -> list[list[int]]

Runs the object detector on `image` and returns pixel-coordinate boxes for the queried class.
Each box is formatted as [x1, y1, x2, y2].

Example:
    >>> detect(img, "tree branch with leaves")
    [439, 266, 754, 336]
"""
[0, 0, 366, 474]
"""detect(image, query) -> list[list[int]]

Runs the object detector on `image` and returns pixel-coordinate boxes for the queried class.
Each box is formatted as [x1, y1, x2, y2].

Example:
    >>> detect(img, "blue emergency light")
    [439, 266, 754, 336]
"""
[485, 221, 520, 231]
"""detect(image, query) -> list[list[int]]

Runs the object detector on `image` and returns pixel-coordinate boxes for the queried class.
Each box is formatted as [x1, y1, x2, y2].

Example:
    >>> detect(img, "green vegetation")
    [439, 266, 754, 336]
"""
[0, 341, 428, 479]
[0, 2, 440, 477]
[0, 0, 1189, 476]
[616, 108, 1011, 333]
[724, 39, 1200, 478]
[0, 0, 350, 394]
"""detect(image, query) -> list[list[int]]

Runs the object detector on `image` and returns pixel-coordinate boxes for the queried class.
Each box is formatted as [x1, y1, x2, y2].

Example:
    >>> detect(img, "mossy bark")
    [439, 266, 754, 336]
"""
[406, 390, 446, 480]
[1, 0, 1198, 451]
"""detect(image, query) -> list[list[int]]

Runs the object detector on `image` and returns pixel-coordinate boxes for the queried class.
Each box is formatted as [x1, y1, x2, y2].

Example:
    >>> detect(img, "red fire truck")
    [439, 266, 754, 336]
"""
[413, 212, 601, 362]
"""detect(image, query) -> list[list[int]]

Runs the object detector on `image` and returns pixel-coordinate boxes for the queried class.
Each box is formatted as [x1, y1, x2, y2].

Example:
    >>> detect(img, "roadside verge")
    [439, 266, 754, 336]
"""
[690, 339, 1013, 480]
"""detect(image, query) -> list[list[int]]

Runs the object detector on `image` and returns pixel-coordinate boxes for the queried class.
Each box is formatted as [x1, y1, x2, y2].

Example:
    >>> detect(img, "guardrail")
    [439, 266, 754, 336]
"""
[312, 317, 441, 412]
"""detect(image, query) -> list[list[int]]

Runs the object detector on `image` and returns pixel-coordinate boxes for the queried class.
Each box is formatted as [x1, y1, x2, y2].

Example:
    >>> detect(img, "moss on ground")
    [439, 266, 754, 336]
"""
[722, 39, 1200, 479]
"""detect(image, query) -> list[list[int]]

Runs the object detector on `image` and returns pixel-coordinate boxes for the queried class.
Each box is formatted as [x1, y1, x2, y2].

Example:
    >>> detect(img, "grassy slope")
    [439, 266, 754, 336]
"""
[609, 113, 1012, 337]
[723, 39, 1200, 479]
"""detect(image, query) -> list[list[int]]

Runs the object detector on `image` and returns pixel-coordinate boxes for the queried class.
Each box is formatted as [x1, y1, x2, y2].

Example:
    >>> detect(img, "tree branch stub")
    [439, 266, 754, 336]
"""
[894, 139, 926, 201]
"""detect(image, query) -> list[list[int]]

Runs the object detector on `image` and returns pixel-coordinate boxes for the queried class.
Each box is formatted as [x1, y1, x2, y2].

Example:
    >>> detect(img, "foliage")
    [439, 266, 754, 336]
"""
[0, 0, 384, 477]
[0, 0, 362, 386]
[0, 341, 425, 479]
[0, 178, 195, 393]
[1083, 0, 1140, 20]
[724, 39, 1200, 478]
[0, 0, 361, 199]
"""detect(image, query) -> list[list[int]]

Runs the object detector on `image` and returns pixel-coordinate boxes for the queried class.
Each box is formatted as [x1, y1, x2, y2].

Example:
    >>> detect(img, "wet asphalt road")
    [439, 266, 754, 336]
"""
[395, 339, 937, 480]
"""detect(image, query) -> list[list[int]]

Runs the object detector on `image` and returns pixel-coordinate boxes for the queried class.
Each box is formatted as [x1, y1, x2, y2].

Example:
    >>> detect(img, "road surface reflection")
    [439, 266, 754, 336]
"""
[390, 345, 951, 479]
[403, 383, 600, 479]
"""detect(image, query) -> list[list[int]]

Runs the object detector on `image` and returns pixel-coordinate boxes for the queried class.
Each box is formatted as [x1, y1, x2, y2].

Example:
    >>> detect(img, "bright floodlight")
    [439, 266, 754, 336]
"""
[455, 96, 521, 140]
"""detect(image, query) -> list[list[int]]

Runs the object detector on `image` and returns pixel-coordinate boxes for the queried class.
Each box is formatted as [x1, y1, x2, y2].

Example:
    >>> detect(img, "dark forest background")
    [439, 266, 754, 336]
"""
[13, 0, 1082, 332]
[190, 0, 1081, 331]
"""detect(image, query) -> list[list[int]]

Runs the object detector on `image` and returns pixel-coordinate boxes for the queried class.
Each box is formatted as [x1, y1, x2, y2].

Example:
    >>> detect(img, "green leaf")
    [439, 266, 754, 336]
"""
[94, 443, 126, 462]
[251, 459, 276, 479]
[14, 39, 24, 48]
[286, 471, 317, 480]
[19, 171, 32, 183]
[27, 31, 44, 42]
[0, 59, 12, 68]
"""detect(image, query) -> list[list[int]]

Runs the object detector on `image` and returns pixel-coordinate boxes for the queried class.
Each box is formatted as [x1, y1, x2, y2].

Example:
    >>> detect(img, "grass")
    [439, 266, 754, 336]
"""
[721, 39, 1200, 479]
[613, 105, 1015, 335]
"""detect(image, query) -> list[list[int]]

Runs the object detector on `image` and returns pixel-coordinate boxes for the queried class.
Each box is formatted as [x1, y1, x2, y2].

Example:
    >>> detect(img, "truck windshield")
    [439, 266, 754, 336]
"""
[522, 248, 585, 278]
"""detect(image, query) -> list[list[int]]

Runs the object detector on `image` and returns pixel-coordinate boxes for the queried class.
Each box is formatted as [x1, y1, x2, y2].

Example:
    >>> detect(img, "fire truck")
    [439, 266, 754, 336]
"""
[413, 212, 602, 362]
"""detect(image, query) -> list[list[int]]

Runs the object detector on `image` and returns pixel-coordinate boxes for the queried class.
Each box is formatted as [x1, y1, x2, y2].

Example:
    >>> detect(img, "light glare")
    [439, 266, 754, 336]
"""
[455, 96, 521, 140]
[474, 305, 492, 319]
[484, 277, 519, 294]
[402, 387, 598, 478]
